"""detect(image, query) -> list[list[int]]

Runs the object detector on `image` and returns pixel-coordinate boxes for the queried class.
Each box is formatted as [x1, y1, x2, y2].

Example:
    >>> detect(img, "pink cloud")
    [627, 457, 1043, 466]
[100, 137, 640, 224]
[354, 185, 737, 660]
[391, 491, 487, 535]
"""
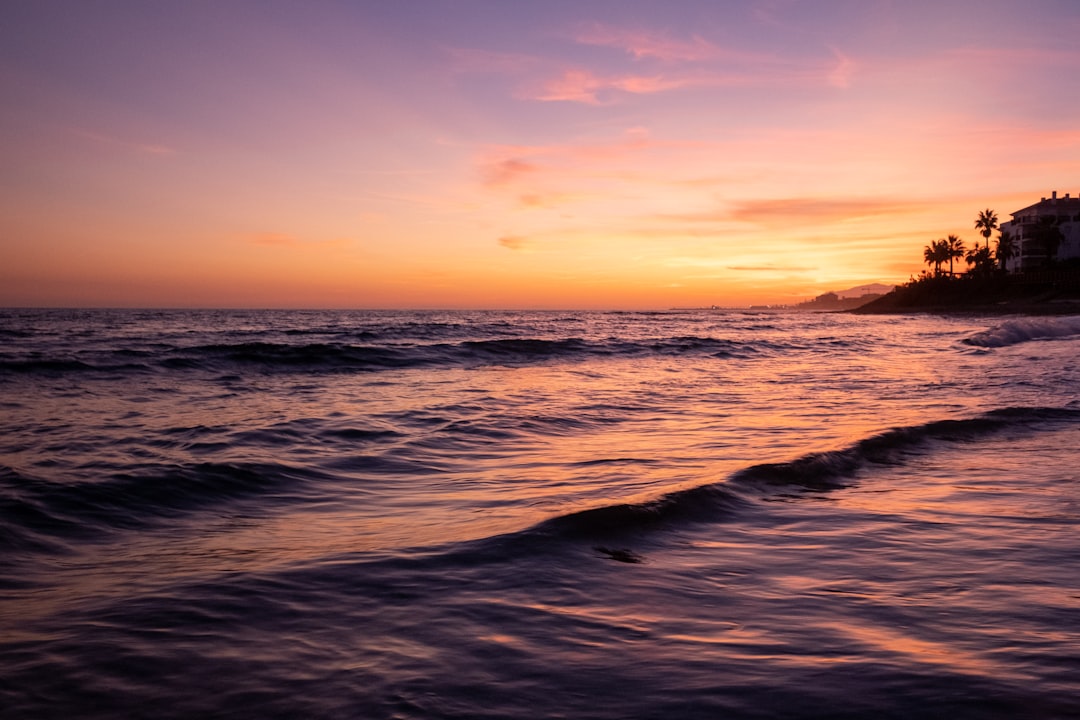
[532, 69, 606, 104]
[570, 23, 868, 94]
[477, 128, 662, 187]
[730, 197, 924, 225]
[660, 197, 929, 228]
[481, 158, 539, 187]
[455, 26, 854, 108]
[530, 68, 715, 104]
[827, 47, 856, 88]
[574, 24, 731, 63]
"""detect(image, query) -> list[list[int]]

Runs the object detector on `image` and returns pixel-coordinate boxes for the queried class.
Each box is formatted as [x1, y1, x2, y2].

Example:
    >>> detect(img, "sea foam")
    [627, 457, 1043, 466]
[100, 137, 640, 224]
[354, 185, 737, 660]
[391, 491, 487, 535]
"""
[963, 315, 1080, 348]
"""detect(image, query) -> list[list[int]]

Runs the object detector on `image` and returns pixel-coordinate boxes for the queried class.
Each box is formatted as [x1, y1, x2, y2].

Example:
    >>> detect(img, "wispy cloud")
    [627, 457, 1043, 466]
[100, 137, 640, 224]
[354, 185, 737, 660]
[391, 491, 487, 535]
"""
[498, 235, 530, 250]
[560, 23, 854, 98]
[662, 256, 809, 271]
[476, 127, 660, 188]
[519, 192, 584, 209]
[531, 69, 606, 104]
[725, 197, 925, 226]
[453, 24, 853, 107]
[530, 68, 694, 104]
[574, 24, 768, 64]
[71, 128, 176, 156]
[726, 264, 816, 273]
[827, 47, 856, 88]
[482, 158, 539, 187]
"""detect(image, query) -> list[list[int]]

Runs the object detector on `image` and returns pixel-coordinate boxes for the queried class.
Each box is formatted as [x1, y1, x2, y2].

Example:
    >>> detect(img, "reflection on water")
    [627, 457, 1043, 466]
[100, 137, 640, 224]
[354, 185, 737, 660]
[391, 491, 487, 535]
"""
[1, 309, 1078, 718]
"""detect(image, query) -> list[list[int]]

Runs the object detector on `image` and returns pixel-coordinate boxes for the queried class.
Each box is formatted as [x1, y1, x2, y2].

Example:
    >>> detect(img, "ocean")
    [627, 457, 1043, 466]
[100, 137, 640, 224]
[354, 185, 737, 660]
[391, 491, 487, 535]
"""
[1, 308, 1078, 719]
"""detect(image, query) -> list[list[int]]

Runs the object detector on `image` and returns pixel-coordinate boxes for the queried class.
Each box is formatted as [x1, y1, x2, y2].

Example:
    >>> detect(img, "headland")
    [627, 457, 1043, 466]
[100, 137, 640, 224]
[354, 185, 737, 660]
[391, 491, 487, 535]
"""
[853, 270, 1080, 315]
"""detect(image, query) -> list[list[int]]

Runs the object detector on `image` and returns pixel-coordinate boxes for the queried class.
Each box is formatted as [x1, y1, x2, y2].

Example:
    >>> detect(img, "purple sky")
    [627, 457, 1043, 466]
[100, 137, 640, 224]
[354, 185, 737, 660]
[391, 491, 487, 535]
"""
[4, 1, 1080, 308]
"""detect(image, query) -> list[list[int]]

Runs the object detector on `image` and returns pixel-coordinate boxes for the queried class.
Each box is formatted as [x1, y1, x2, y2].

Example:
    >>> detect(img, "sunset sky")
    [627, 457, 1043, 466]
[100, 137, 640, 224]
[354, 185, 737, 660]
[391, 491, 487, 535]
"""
[3, 0, 1080, 309]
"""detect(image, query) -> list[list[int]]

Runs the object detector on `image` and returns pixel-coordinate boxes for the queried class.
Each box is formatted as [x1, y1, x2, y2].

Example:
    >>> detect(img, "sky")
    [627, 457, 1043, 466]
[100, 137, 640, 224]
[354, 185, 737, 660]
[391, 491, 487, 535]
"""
[3, 0, 1080, 309]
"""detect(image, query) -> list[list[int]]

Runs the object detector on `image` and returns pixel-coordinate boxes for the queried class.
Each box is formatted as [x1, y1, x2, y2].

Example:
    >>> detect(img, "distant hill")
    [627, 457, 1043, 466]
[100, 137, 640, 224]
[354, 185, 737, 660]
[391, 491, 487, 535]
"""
[794, 284, 894, 311]
[835, 283, 895, 299]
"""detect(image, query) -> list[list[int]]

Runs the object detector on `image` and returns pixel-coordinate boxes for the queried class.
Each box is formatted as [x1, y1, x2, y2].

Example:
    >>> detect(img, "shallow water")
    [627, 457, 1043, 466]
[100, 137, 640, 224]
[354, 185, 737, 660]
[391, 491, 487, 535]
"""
[1, 309, 1078, 718]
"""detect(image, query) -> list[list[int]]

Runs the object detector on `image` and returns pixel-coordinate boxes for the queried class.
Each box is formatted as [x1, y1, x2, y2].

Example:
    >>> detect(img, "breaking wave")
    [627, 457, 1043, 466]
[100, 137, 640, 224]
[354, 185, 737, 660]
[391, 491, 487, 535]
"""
[964, 316, 1080, 348]
[520, 405, 1080, 546]
[0, 335, 770, 376]
[7, 406, 1075, 563]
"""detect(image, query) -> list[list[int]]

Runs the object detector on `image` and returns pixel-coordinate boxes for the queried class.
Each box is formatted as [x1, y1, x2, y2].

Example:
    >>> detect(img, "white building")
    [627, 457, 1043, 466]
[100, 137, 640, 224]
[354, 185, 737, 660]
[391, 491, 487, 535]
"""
[1000, 191, 1080, 272]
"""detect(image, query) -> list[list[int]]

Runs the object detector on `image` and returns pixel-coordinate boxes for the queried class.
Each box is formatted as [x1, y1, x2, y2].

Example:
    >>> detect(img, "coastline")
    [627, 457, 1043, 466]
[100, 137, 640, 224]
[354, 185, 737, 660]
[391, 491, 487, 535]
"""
[851, 273, 1080, 316]
[852, 298, 1080, 316]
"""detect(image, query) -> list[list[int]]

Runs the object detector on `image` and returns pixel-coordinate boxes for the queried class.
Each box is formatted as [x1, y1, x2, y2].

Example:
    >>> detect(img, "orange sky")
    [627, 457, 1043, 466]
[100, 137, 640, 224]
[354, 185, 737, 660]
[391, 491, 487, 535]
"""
[3, 1, 1080, 309]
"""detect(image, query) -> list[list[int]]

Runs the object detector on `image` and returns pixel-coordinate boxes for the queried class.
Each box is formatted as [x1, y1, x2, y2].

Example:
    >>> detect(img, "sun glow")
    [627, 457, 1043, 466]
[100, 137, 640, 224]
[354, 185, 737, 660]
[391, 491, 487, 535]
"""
[3, 3, 1080, 308]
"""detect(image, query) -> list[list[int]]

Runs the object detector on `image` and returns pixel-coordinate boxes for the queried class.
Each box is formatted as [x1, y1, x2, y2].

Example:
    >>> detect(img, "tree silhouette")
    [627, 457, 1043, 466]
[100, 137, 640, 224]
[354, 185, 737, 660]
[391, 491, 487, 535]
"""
[945, 234, 965, 276]
[995, 230, 1016, 272]
[974, 208, 998, 250]
[965, 244, 994, 277]
[924, 239, 947, 276]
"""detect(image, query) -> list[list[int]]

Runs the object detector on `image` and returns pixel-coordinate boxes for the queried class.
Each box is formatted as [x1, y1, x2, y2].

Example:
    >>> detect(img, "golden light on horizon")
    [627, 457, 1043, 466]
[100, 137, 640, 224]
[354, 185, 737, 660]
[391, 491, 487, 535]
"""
[3, 4, 1080, 308]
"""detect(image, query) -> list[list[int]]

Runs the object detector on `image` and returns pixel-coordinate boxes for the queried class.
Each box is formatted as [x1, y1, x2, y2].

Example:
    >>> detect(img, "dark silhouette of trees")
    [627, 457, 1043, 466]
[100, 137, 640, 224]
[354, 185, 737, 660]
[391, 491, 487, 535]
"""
[974, 208, 998, 250]
[924, 239, 947, 276]
[922, 236, 966, 277]
[945, 234, 965, 276]
[965, 244, 995, 277]
[995, 230, 1016, 271]
[881, 205, 1080, 312]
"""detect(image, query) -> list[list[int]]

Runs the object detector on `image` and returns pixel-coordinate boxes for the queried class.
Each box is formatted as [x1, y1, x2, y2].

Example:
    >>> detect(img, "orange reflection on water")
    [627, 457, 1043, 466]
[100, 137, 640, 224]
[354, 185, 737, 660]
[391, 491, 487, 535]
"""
[819, 620, 1013, 680]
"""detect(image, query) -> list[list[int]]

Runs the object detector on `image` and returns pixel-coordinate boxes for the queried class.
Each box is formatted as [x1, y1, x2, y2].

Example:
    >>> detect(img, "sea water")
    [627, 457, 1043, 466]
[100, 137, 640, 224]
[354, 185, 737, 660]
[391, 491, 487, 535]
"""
[1, 309, 1078, 719]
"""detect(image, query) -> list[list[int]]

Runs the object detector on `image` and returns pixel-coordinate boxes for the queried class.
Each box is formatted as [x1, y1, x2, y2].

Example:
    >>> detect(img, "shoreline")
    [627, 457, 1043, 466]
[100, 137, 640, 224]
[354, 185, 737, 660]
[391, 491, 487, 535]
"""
[850, 274, 1080, 317]
[851, 299, 1080, 317]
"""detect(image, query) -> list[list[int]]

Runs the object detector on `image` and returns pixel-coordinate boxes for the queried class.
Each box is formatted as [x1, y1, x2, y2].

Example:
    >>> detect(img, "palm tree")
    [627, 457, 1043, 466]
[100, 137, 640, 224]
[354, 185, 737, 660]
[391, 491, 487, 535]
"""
[995, 230, 1016, 272]
[974, 208, 998, 250]
[924, 240, 944, 276]
[923, 238, 952, 277]
[965, 244, 994, 277]
[945, 234, 965, 276]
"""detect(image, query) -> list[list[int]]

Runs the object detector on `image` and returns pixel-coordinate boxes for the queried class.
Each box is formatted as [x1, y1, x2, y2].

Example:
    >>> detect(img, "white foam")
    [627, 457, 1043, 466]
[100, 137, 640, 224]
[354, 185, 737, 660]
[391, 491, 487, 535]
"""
[964, 316, 1080, 348]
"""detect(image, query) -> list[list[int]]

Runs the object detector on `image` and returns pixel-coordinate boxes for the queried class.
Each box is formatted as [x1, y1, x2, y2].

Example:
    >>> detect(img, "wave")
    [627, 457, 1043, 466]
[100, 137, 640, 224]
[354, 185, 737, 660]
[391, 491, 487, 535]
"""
[7, 404, 1075, 566]
[963, 316, 1080, 348]
[0, 335, 768, 376]
[517, 405, 1080, 548]
[0, 462, 323, 555]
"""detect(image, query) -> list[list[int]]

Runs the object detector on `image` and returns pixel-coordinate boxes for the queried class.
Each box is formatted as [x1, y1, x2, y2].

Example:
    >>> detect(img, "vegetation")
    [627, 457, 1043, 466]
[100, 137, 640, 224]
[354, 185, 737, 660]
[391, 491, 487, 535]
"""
[922, 234, 969, 277]
[965, 244, 995, 278]
[945, 234, 964, 276]
[855, 207, 1080, 314]
[916, 208, 1068, 280]
[995, 231, 1016, 271]
[974, 208, 998, 250]
[923, 239, 946, 276]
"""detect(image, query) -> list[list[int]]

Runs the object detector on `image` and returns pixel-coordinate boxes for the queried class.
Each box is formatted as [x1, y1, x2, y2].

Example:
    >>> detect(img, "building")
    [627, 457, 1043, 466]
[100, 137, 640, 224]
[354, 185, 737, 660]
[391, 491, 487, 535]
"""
[1000, 191, 1080, 272]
